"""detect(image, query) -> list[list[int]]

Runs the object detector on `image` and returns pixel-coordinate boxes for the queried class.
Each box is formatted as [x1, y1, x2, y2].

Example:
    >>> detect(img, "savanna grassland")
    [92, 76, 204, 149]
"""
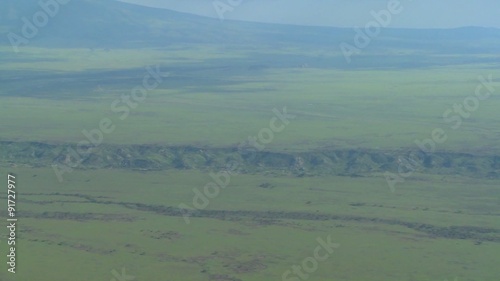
[1, 1, 500, 281]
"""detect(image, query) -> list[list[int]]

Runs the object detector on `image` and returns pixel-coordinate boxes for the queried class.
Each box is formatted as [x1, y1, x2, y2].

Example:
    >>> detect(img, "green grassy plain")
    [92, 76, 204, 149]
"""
[0, 43, 499, 281]
[1, 47, 499, 153]
[0, 167, 499, 281]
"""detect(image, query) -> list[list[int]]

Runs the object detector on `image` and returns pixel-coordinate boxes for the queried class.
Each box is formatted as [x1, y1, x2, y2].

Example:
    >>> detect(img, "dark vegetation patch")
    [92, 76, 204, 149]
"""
[229, 259, 267, 274]
[28, 238, 117, 255]
[20, 211, 137, 222]
[258, 182, 275, 189]
[209, 274, 242, 281]
[35, 195, 494, 244]
[122, 204, 500, 243]
[15, 191, 500, 243]
[140, 229, 181, 240]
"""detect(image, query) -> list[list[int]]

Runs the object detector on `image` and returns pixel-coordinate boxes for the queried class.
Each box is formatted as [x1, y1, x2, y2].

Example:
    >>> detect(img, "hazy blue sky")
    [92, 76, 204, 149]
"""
[119, 0, 500, 28]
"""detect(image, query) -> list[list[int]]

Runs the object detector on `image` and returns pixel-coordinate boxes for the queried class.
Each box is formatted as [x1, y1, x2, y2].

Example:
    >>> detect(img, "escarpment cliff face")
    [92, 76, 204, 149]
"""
[1, 141, 499, 179]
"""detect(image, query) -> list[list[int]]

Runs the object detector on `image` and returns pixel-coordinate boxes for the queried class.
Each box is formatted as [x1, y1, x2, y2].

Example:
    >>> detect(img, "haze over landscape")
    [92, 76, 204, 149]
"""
[119, 0, 500, 28]
[0, 0, 499, 280]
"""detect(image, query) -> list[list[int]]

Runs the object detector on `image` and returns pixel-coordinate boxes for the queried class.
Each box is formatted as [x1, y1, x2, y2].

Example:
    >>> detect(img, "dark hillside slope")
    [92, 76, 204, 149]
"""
[1, 0, 500, 52]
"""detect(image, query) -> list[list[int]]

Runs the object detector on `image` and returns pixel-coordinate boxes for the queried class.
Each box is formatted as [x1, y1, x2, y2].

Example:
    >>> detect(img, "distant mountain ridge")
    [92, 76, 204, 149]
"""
[1, 0, 500, 51]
